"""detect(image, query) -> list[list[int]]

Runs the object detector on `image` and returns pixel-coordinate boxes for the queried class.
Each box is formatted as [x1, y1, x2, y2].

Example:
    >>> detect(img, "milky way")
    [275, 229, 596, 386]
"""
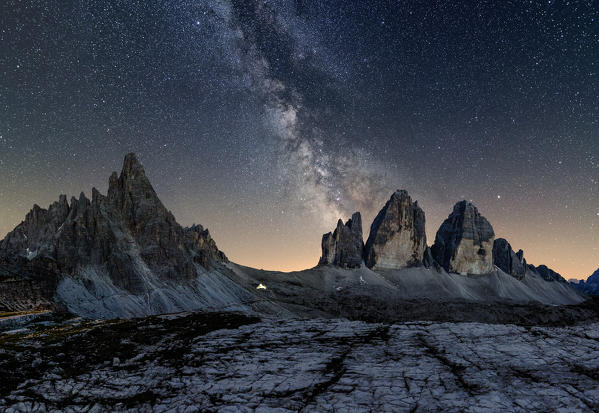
[1, 0, 597, 277]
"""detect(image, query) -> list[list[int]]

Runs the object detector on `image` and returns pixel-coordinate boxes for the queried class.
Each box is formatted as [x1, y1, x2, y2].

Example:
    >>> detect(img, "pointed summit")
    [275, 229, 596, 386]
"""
[109, 154, 154, 201]
[431, 200, 495, 275]
[121, 152, 146, 179]
[318, 212, 364, 268]
[107, 153, 165, 224]
[364, 190, 427, 270]
[0, 152, 228, 296]
[493, 238, 527, 279]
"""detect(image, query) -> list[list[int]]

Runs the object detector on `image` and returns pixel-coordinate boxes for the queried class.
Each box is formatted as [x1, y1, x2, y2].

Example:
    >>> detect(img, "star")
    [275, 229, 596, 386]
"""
[0, 0, 596, 277]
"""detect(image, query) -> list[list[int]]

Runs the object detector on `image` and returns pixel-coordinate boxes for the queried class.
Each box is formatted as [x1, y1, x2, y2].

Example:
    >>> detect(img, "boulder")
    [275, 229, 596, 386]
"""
[364, 190, 427, 270]
[431, 201, 494, 275]
[492, 238, 527, 280]
[318, 212, 363, 268]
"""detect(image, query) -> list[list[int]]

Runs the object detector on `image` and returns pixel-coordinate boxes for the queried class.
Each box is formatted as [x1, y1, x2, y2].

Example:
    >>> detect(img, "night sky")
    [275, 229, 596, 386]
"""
[1, 1, 597, 278]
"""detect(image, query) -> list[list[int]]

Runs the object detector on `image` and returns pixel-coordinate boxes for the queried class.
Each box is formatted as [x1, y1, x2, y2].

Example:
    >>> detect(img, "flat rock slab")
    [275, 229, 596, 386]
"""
[1, 313, 598, 412]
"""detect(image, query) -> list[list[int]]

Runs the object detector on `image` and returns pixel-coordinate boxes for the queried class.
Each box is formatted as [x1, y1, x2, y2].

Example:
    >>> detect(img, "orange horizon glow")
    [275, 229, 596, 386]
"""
[0, 177, 596, 281]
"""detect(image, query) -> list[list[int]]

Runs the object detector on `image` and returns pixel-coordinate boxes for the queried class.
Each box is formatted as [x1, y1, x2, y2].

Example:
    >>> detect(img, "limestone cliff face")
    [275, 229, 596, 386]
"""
[364, 190, 427, 270]
[318, 212, 363, 268]
[493, 238, 527, 280]
[0, 153, 227, 295]
[431, 201, 494, 275]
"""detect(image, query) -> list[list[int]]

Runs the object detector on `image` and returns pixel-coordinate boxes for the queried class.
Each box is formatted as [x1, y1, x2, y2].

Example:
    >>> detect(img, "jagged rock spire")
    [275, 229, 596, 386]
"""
[493, 238, 527, 279]
[108, 153, 163, 216]
[318, 212, 363, 269]
[0, 153, 227, 294]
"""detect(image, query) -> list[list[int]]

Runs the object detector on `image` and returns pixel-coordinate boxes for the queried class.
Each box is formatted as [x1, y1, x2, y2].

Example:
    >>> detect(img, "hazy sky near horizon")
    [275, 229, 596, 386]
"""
[1, 0, 597, 278]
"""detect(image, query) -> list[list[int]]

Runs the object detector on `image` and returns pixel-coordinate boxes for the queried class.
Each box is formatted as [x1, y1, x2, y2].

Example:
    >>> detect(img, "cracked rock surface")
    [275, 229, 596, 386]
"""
[1, 312, 598, 412]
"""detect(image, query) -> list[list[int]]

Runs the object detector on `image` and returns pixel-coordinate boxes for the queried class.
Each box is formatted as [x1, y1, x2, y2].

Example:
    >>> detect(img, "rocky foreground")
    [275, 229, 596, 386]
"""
[1, 312, 598, 412]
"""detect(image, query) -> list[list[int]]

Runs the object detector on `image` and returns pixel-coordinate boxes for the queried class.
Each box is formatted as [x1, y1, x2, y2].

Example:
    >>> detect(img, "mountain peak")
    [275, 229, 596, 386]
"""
[364, 190, 427, 270]
[318, 211, 364, 268]
[432, 200, 495, 275]
[122, 153, 145, 178]
[391, 189, 410, 200]
[453, 200, 477, 214]
[0, 152, 228, 295]
[108, 153, 157, 210]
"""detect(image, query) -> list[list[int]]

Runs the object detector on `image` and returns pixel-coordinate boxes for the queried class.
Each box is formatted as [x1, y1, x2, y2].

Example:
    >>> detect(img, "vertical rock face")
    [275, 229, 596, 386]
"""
[492, 238, 527, 280]
[318, 212, 363, 268]
[105, 153, 199, 282]
[0, 153, 227, 295]
[431, 201, 495, 275]
[364, 190, 427, 270]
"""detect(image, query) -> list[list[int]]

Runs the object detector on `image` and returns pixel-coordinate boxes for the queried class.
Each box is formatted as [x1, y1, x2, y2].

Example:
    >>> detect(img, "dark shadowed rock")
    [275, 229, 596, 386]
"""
[0, 256, 60, 311]
[0, 153, 227, 296]
[364, 190, 427, 270]
[422, 246, 440, 270]
[184, 224, 228, 268]
[493, 238, 527, 280]
[572, 268, 599, 295]
[528, 264, 567, 283]
[318, 212, 363, 268]
[431, 201, 495, 275]
[105, 153, 201, 282]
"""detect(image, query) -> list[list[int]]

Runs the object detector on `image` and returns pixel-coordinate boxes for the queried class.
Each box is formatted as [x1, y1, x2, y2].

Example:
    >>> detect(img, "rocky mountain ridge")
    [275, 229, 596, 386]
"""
[319, 192, 498, 275]
[571, 268, 599, 295]
[0, 154, 586, 317]
[318, 189, 578, 293]
[0, 153, 227, 299]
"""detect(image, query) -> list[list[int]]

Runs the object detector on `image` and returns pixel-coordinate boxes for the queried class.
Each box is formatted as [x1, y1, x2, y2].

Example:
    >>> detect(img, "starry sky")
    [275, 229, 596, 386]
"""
[1, 0, 598, 278]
